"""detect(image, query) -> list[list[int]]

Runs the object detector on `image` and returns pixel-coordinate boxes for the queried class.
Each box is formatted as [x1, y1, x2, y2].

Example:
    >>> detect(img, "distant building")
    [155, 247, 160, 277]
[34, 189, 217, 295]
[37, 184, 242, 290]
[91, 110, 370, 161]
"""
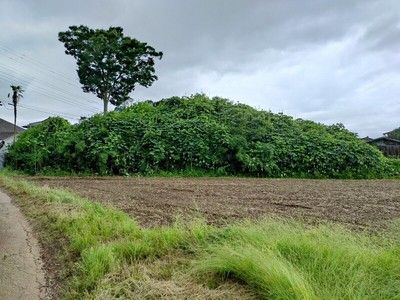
[23, 118, 50, 129]
[360, 136, 374, 142]
[367, 137, 400, 158]
[0, 118, 25, 167]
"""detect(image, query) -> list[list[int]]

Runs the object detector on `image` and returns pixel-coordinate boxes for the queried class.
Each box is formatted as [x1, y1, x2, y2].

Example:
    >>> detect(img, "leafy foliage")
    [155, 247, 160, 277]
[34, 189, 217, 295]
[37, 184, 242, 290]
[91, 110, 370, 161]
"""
[58, 25, 163, 113]
[386, 127, 400, 140]
[5, 94, 397, 178]
[6, 117, 72, 173]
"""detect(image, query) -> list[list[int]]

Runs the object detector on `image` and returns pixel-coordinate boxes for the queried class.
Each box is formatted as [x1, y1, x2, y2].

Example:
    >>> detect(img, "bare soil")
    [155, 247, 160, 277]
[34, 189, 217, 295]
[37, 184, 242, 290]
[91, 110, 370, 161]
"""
[25, 177, 400, 229]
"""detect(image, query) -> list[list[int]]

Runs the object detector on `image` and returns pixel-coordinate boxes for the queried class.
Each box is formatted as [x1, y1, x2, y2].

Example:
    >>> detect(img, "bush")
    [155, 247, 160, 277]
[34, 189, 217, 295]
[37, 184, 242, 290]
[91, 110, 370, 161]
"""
[5, 117, 72, 174]
[383, 158, 400, 178]
[5, 94, 391, 178]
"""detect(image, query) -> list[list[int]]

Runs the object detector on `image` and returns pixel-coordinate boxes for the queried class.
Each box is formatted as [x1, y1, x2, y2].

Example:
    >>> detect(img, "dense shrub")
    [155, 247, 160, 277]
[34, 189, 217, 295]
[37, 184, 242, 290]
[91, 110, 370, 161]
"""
[383, 158, 400, 178]
[5, 117, 72, 173]
[5, 94, 396, 178]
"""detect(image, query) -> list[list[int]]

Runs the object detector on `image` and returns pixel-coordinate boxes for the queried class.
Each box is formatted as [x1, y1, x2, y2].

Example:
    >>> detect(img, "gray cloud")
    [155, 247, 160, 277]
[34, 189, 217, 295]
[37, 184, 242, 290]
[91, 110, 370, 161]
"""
[360, 13, 400, 52]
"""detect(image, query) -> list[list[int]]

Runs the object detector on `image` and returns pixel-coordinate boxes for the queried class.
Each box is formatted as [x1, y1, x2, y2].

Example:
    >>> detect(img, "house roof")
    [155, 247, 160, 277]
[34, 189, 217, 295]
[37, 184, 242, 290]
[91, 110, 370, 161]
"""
[0, 118, 25, 140]
[360, 136, 374, 142]
[367, 137, 400, 144]
[23, 117, 50, 128]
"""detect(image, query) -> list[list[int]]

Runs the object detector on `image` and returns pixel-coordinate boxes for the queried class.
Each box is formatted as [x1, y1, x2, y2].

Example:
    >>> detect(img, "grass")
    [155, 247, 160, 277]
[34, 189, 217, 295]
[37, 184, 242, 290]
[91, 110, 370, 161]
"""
[194, 245, 316, 299]
[195, 220, 400, 299]
[0, 173, 399, 299]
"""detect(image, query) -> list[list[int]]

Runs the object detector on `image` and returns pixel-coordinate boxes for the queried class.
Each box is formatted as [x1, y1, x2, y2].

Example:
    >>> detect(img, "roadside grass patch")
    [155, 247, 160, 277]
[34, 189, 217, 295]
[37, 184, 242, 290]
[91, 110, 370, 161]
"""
[1, 174, 399, 299]
[195, 219, 400, 299]
[0, 174, 217, 298]
[86, 254, 257, 300]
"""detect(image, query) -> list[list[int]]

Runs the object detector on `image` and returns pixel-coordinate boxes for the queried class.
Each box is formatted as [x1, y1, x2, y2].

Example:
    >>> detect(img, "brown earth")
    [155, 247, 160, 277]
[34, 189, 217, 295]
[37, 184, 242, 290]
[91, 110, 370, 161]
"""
[26, 177, 400, 229]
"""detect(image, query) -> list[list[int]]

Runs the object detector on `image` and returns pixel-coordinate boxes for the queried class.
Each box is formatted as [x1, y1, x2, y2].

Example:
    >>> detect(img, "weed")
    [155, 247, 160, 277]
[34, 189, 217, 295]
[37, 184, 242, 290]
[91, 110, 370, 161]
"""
[195, 218, 400, 299]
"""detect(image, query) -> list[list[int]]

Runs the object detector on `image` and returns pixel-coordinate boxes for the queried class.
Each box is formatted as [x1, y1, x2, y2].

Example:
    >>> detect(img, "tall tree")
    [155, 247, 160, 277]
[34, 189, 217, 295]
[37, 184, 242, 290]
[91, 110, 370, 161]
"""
[8, 85, 24, 143]
[58, 25, 163, 113]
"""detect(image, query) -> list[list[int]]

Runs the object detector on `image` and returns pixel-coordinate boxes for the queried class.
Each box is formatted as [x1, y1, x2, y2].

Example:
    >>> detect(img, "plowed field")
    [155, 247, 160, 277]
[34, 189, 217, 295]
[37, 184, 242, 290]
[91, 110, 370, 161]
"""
[26, 177, 400, 228]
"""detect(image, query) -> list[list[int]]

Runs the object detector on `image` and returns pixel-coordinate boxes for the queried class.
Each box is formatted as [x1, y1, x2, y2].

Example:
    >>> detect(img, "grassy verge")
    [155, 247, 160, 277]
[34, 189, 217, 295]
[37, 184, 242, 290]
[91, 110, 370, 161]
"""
[1, 174, 399, 299]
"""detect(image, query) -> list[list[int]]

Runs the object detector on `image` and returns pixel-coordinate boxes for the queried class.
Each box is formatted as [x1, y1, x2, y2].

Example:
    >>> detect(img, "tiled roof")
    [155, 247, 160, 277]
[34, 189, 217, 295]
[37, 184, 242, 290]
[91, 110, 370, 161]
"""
[367, 136, 400, 145]
[0, 118, 25, 140]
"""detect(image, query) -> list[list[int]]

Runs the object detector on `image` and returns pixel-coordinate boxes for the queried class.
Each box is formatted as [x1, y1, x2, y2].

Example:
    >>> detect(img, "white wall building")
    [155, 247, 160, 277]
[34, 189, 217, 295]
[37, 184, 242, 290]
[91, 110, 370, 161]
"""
[0, 119, 25, 168]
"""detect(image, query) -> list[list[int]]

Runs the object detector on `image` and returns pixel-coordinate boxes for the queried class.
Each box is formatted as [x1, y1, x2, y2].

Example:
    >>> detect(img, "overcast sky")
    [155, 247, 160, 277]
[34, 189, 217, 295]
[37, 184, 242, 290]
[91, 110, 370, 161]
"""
[0, 0, 399, 137]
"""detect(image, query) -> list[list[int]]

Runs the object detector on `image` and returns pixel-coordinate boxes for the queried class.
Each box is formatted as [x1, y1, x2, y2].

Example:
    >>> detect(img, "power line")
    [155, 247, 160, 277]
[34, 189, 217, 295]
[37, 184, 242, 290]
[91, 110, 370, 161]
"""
[17, 103, 82, 120]
[0, 46, 106, 123]
[0, 44, 126, 116]
[0, 44, 102, 113]
[2, 101, 83, 120]
[0, 45, 79, 84]
[0, 71, 98, 113]
[0, 63, 99, 107]
[0, 101, 12, 110]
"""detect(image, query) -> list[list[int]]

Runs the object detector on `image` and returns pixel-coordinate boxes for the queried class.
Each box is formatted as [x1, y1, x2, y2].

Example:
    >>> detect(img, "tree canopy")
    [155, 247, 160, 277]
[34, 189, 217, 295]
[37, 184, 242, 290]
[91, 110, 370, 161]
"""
[58, 25, 163, 113]
[386, 127, 400, 140]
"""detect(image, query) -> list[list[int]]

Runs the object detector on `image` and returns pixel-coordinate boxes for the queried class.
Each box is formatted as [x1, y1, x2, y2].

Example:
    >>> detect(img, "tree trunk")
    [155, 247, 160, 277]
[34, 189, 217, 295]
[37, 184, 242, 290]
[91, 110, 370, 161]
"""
[103, 96, 108, 114]
[13, 100, 17, 143]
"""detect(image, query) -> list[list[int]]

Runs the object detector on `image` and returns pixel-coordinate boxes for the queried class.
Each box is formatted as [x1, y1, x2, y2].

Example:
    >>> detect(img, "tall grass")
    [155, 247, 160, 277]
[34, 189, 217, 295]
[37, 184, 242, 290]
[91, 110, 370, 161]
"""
[1, 173, 399, 299]
[0, 174, 213, 297]
[195, 244, 316, 299]
[195, 219, 400, 299]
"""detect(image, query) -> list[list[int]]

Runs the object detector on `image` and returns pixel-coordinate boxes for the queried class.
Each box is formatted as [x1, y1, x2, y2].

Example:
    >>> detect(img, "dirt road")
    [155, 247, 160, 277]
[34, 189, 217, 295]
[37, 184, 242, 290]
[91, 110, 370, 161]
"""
[0, 190, 45, 300]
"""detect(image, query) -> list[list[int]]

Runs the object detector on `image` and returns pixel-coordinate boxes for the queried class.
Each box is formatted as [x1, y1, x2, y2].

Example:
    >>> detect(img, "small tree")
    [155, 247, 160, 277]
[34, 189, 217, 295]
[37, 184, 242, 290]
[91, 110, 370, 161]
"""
[58, 25, 163, 113]
[8, 85, 24, 143]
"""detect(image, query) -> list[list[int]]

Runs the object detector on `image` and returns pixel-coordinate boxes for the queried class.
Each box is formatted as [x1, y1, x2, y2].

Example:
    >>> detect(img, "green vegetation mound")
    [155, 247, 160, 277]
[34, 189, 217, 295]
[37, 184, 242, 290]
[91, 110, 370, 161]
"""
[5, 94, 396, 178]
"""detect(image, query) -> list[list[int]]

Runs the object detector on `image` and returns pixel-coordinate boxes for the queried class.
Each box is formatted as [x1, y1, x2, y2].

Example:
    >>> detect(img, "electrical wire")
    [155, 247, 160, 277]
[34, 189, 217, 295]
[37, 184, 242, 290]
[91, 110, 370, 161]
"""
[0, 72, 98, 113]
[18, 103, 82, 120]
[0, 65, 99, 107]
[1, 101, 83, 120]
[0, 44, 124, 118]
[0, 45, 80, 84]
[0, 44, 103, 112]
